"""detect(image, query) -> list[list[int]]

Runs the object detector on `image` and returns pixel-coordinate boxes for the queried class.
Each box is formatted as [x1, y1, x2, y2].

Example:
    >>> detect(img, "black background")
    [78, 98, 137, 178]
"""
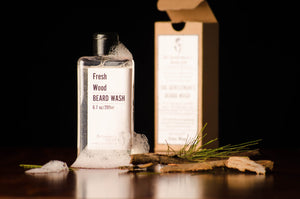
[2, 0, 299, 150]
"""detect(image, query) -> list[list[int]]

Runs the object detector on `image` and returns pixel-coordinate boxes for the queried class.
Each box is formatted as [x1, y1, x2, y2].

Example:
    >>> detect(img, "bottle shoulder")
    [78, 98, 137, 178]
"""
[78, 56, 133, 68]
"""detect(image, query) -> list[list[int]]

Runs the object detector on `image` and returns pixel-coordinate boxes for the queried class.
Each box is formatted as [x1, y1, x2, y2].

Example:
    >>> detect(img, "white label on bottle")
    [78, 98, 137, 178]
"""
[87, 67, 132, 150]
[158, 35, 199, 145]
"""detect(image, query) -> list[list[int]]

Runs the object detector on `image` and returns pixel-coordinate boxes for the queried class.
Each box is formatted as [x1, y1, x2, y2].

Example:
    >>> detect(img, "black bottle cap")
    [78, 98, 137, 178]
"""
[93, 33, 119, 56]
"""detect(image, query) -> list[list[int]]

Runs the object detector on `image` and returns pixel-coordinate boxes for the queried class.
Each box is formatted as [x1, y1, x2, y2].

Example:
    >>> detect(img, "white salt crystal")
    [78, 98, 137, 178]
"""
[26, 160, 69, 174]
[131, 132, 150, 154]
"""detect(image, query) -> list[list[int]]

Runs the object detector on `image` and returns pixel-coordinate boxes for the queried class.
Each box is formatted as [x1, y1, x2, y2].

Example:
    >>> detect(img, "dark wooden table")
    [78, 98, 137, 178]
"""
[1, 147, 299, 198]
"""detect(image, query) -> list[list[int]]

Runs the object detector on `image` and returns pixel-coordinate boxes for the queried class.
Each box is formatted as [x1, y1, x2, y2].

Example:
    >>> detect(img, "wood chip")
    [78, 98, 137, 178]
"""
[226, 157, 266, 175]
[138, 162, 154, 169]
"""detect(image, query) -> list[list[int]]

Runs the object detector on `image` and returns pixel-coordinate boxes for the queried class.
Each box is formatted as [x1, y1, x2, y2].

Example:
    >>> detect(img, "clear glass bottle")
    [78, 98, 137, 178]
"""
[77, 33, 134, 155]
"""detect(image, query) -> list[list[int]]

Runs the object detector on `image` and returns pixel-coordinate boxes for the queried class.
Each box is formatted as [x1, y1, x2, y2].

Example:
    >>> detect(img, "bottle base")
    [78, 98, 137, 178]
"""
[72, 148, 131, 169]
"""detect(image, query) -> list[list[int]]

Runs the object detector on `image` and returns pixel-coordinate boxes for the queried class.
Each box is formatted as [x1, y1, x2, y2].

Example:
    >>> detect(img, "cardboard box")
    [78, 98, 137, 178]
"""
[155, 0, 219, 152]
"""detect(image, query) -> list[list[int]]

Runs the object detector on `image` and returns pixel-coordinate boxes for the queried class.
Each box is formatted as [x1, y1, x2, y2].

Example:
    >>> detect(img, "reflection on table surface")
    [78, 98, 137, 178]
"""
[74, 168, 274, 199]
[1, 148, 299, 199]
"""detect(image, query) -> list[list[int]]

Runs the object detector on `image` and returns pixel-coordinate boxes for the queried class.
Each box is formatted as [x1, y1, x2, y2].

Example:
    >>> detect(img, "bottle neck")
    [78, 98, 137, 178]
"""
[93, 33, 119, 56]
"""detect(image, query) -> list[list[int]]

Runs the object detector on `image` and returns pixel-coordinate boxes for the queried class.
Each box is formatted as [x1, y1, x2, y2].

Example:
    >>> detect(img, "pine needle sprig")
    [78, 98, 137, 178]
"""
[167, 123, 262, 162]
[19, 164, 74, 171]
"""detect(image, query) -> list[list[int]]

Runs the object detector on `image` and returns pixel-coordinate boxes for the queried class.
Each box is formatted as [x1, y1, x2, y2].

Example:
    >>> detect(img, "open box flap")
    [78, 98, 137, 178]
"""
[157, 0, 205, 10]
[157, 0, 217, 23]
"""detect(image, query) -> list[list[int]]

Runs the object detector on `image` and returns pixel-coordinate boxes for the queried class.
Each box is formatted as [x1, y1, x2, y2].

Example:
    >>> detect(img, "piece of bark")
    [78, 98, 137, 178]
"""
[253, 160, 274, 171]
[130, 150, 261, 166]
[160, 157, 274, 175]
[160, 160, 226, 173]
[130, 153, 191, 165]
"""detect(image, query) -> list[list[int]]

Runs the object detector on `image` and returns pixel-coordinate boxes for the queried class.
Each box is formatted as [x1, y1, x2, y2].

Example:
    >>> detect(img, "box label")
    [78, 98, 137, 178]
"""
[158, 35, 199, 145]
[87, 67, 132, 150]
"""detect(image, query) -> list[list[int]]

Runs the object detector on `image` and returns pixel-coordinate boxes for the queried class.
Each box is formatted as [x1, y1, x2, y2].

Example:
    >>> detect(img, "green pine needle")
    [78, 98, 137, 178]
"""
[19, 164, 43, 169]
